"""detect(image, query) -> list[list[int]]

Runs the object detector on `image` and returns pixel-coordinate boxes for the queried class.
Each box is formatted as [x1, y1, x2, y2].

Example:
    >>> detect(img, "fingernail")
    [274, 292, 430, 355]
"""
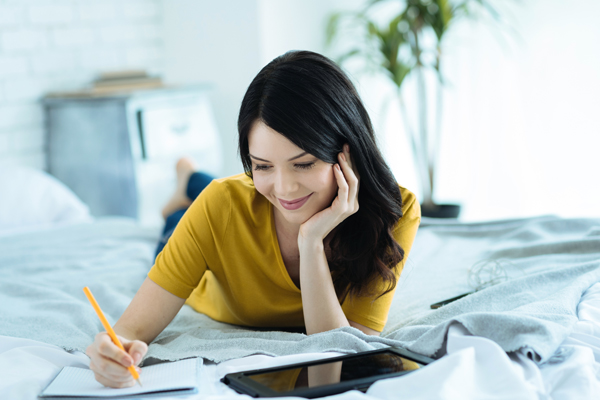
[122, 356, 132, 367]
[132, 352, 141, 364]
[340, 153, 346, 162]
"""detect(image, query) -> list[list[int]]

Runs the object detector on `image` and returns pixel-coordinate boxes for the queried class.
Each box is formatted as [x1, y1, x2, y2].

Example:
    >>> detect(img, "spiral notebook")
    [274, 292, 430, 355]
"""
[39, 358, 200, 399]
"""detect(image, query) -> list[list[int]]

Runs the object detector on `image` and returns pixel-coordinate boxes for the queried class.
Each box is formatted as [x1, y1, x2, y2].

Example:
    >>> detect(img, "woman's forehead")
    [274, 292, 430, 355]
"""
[248, 121, 309, 160]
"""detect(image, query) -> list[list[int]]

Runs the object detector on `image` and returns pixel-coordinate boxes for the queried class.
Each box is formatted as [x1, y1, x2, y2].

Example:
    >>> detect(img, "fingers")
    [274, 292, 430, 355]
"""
[333, 163, 349, 203]
[341, 144, 359, 179]
[124, 339, 148, 366]
[338, 145, 358, 181]
[86, 332, 145, 388]
[336, 145, 359, 214]
[97, 333, 134, 367]
[341, 144, 352, 170]
[90, 359, 137, 388]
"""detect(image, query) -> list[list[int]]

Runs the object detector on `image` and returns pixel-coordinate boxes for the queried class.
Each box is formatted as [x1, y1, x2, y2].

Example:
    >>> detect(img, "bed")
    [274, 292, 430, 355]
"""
[1, 166, 599, 399]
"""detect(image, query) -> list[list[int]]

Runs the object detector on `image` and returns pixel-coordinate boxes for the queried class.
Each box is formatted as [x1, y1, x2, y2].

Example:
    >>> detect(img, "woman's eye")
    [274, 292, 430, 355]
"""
[295, 163, 315, 170]
[254, 164, 271, 171]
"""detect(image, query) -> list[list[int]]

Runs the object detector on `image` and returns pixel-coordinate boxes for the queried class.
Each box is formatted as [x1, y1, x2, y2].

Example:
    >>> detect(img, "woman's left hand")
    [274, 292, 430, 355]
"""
[298, 144, 360, 246]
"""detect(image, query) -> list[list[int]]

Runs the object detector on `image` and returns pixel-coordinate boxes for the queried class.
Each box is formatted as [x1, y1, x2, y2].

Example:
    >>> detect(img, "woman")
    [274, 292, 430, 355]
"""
[86, 50, 421, 388]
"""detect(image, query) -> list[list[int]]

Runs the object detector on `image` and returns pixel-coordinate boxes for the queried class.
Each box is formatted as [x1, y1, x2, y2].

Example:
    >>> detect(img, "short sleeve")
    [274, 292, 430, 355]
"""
[342, 187, 421, 331]
[147, 180, 231, 299]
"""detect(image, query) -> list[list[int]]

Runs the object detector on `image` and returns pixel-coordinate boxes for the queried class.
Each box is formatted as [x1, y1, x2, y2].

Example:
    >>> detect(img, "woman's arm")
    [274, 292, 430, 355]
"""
[349, 321, 380, 336]
[86, 278, 185, 388]
[298, 239, 350, 335]
[298, 145, 380, 336]
[114, 277, 186, 343]
[298, 239, 381, 336]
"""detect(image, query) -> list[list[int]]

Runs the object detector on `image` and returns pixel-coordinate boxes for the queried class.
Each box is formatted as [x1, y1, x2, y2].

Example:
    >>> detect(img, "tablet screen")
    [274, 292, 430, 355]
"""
[246, 352, 423, 392]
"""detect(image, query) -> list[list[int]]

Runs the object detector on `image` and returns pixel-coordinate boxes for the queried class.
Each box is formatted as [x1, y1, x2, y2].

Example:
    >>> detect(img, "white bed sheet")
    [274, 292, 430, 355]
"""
[3, 283, 599, 400]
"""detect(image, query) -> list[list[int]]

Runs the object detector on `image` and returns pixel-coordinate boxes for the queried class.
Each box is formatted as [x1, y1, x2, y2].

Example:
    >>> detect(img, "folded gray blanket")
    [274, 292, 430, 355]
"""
[1, 216, 599, 365]
[146, 261, 600, 364]
[385, 260, 600, 362]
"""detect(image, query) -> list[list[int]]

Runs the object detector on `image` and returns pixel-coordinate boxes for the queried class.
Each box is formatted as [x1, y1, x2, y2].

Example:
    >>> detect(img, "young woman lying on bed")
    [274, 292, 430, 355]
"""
[86, 50, 421, 388]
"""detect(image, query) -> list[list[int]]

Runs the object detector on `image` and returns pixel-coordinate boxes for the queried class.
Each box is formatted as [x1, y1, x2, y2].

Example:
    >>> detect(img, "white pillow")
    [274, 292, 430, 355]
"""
[0, 165, 92, 234]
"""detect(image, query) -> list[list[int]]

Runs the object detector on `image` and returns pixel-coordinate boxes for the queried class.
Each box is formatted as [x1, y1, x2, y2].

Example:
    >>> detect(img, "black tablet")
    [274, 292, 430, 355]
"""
[221, 347, 434, 398]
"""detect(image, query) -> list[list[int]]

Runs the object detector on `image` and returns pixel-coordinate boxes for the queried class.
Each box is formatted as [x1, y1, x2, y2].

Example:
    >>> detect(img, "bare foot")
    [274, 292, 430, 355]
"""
[161, 157, 196, 219]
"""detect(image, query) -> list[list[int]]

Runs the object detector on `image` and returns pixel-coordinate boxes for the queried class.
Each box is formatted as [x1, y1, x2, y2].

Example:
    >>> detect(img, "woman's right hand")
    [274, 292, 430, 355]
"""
[84, 278, 186, 387]
[86, 332, 148, 388]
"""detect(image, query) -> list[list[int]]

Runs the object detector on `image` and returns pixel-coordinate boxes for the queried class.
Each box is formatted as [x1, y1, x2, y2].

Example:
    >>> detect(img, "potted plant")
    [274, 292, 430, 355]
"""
[327, 0, 509, 218]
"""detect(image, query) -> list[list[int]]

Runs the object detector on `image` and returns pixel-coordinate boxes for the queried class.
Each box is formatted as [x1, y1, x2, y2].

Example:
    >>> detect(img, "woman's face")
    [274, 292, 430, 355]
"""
[248, 120, 338, 228]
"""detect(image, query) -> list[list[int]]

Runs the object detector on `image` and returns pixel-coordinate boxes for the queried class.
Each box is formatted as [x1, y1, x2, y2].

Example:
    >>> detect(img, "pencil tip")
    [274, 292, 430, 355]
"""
[137, 378, 143, 387]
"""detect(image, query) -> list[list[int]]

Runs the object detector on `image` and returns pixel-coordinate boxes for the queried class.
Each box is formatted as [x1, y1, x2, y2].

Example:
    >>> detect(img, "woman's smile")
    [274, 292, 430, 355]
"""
[278, 193, 313, 210]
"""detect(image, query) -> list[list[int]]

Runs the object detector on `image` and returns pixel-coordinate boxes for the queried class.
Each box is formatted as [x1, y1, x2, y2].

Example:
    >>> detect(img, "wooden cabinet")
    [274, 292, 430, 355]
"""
[44, 86, 222, 227]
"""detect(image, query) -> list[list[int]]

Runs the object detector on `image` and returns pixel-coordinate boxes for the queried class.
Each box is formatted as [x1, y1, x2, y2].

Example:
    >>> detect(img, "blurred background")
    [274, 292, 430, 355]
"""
[0, 0, 598, 224]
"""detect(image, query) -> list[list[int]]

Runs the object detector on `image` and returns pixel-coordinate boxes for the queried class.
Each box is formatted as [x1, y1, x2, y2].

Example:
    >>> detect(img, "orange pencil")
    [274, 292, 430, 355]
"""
[83, 286, 143, 387]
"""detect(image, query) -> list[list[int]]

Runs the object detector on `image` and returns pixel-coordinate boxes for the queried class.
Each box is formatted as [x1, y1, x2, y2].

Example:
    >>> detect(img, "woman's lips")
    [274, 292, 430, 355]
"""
[278, 193, 313, 210]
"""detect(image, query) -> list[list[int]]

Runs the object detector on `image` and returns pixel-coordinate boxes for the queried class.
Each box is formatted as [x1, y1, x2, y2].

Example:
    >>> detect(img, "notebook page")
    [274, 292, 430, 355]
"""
[41, 358, 200, 397]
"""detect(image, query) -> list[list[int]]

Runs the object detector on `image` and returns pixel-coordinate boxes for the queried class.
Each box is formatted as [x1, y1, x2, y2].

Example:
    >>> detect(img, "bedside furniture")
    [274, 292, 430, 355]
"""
[44, 86, 223, 227]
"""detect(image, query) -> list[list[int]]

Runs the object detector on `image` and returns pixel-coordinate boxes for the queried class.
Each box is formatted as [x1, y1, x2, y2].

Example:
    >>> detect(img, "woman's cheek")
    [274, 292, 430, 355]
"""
[327, 164, 337, 185]
[252, 176, 269, 198]
[316, 166, 338, 202]
[325, 165, 337, 188]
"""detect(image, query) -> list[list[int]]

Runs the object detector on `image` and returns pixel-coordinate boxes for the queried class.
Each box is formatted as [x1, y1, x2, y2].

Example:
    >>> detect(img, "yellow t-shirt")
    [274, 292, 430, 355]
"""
[148, 173, 420, 332]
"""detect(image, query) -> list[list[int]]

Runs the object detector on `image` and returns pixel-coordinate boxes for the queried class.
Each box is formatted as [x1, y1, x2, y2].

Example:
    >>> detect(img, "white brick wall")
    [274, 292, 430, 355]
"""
[0, 5, 22, 27]
[0, 0, 165, 169]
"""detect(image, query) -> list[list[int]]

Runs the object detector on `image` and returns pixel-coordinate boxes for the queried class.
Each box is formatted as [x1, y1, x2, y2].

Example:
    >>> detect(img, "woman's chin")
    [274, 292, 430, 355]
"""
[276, 207, 313, 227]
[282, 212, 309, 226]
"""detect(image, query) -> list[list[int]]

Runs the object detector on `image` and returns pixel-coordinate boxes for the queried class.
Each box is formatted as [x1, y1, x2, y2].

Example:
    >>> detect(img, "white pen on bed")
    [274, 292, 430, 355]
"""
[83, 286, 143, 387]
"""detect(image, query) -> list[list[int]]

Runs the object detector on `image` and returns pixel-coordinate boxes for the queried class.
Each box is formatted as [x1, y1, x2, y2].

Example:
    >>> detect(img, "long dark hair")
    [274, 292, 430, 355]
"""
[238, 50, 405, 302]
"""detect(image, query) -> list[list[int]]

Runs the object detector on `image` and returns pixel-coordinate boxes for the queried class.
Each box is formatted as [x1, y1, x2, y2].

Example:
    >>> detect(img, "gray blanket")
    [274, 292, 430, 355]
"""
[1, 216, 599, 365]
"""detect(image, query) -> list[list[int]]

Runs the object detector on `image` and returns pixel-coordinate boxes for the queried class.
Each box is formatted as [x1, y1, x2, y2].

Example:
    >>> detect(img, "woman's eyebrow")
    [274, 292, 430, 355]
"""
[249, 151, 309, 162]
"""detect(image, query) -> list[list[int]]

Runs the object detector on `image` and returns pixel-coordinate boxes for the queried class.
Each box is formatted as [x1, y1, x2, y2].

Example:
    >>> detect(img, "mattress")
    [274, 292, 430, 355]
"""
[1, 215, 599, 399]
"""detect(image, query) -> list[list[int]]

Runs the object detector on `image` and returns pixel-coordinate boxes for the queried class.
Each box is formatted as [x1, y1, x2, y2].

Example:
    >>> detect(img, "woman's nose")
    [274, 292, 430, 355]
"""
[274, 169, 299, 197]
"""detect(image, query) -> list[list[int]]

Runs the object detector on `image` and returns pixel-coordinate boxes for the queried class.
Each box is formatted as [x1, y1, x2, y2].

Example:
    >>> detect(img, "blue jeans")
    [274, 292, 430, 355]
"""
[155, 172, 214, 257]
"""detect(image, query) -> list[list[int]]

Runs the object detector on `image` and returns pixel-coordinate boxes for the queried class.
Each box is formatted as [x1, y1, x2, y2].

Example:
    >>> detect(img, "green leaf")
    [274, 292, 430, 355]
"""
[390, 62, 412, 88]
[325, 12, 342, 46]
[367, 20, 379, 37]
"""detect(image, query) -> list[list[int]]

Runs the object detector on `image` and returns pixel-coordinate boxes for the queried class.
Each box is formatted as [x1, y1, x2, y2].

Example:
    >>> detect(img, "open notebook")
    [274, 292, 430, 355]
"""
[39, 358, 200, 399]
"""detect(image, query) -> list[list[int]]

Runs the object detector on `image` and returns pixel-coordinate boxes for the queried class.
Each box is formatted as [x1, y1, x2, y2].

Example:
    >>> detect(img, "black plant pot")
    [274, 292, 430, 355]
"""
[420, 203, 461, 219]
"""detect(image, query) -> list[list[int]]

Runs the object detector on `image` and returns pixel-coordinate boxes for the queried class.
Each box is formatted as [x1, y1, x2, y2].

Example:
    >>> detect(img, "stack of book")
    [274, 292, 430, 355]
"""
[45, 70, 164, 98]
[90, 70, 164, 94]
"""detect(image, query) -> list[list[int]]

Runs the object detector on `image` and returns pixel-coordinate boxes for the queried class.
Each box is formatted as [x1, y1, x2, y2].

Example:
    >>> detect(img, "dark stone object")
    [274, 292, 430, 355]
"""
[420, 203, 461, 219]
